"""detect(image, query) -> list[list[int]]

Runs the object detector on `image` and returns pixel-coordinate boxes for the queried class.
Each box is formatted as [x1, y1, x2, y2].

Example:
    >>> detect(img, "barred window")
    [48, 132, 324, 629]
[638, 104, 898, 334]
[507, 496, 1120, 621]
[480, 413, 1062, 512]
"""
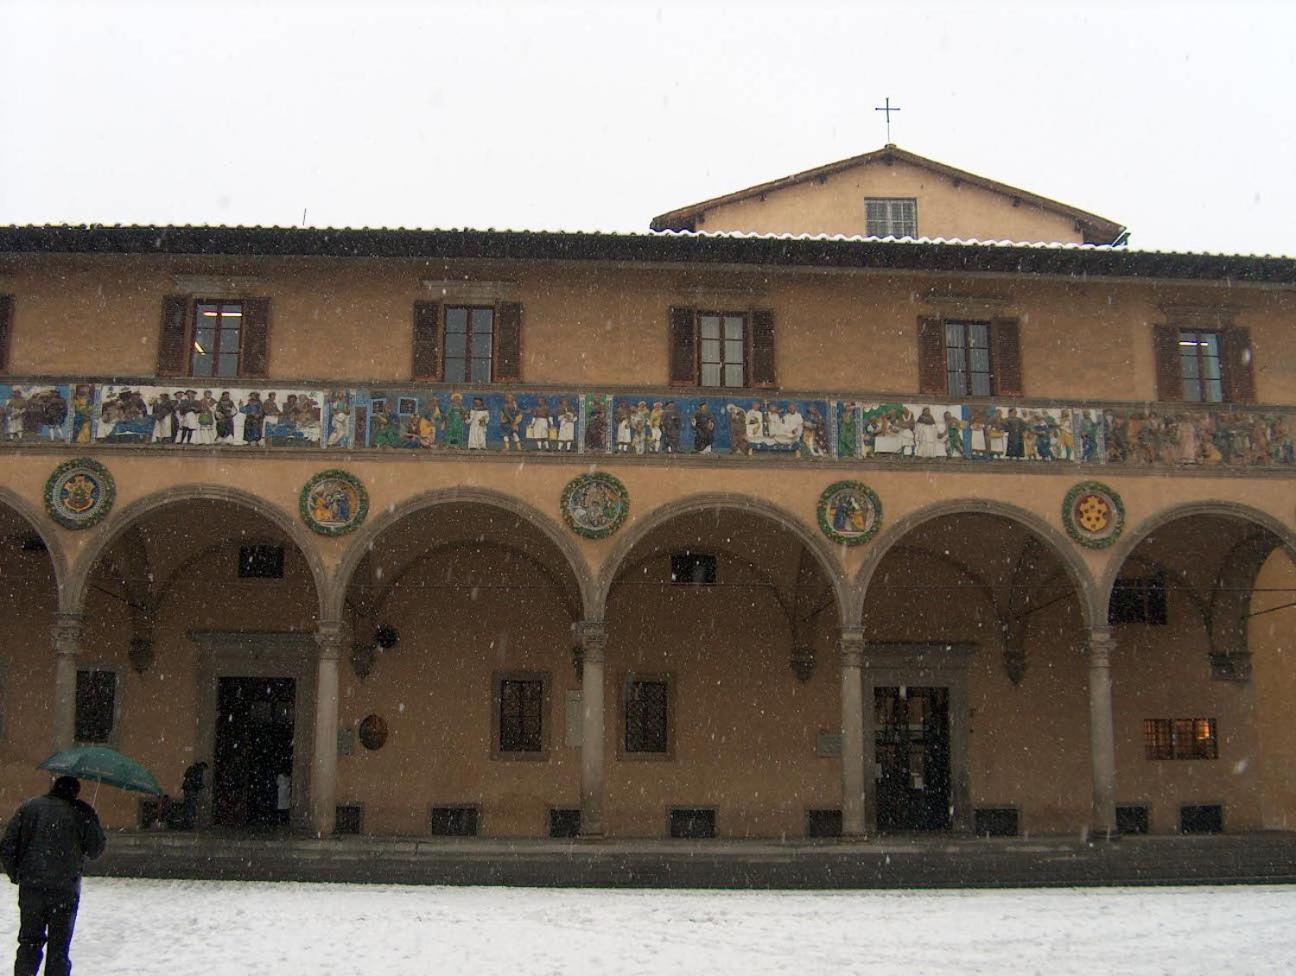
[498, 677, 545, 753]
[1144, 717, 1217, 760]
[625, 677, 669, 754]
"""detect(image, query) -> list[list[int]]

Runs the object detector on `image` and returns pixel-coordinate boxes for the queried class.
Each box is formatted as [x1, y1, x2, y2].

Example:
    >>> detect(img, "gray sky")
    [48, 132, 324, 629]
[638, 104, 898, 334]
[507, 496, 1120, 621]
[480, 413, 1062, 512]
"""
[2, 0, 1294, 255]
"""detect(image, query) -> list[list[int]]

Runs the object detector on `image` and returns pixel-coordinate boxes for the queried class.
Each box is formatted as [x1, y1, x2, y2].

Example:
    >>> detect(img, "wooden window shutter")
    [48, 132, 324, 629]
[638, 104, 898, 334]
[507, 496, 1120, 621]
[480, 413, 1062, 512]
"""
[1152, 326, 1183, 401]
[0, 294, 13, 372]
[990, 317, 1023, 396]
[240, 298, 270, 377]
[669, 306, 697, 386]
[916, 316, 946, 395]
[1222, 327, 1256, 403]
[495, 302, 522, 382]
[749, 309, 776, 387]
[412, 301, 441, 380]
[157, 295, 190, 377]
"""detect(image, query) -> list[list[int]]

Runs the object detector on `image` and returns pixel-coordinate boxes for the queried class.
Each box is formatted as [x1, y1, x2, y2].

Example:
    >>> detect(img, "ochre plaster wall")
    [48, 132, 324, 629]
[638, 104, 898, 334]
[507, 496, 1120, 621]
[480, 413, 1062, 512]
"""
[688, 160, 1089, 243]
[4, 255, 1295, 405]
[1250, 551, 1296, 829]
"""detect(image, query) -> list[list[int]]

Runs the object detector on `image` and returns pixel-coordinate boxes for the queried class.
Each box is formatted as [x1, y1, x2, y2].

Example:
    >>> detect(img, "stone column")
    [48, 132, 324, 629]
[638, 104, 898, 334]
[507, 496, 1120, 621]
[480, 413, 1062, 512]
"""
[1087, 627, 1118, 839]
[309, 621, 344, 838]
[575, 620, 608, 839]
[839, 627, 867, 837]
[51, 612, 85, 751]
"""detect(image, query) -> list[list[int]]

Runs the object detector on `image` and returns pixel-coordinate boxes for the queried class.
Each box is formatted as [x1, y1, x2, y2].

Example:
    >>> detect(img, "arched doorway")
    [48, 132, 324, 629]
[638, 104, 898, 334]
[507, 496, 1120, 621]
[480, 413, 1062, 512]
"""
[74, 492, 324, 831]
[334, 494, 588, 838]
[598, 497, 846, 839]
[0, 496, 65, 810]
[1101, 505, 1296, 834]
[857, 506, 1092, 835]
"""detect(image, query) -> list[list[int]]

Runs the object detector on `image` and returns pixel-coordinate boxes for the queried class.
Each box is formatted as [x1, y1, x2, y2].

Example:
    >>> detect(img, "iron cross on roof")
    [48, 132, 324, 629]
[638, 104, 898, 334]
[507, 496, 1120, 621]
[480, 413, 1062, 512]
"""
[875, 97, 901, 144]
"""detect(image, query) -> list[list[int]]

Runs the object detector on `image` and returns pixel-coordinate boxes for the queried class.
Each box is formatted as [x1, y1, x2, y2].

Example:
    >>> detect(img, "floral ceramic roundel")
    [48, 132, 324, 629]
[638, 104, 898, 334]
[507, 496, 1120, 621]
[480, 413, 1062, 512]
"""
[1063, 481, 1125, 548]
[817, 480, 882, 546]
[44, 458, 116, 530]
[561, 473, 629, 539]
[300, 469, 369, 536]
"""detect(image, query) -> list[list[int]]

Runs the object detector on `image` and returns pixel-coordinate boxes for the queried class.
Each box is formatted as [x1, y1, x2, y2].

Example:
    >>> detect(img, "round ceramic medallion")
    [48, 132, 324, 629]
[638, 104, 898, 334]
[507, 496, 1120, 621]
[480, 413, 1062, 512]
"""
[560, 472, 629, 540]
[358, 714, 389, 751]
[817, 480, 883, 546]
[1063, 481, 1125, 548]
[44, 458, 115, 530]
[299, 469, 369, 536]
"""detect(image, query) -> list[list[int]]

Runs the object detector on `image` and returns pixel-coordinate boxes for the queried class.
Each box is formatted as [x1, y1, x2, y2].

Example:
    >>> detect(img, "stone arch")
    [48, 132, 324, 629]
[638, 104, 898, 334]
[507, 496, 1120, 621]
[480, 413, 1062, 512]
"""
[1097, 500, 1296, 612]
[65, 484, 329, 619]
[852, 497, 1100, 631]
[329, 486, 594, 622]
[0, 486, 69, 606]
[594, 492, 850, 627]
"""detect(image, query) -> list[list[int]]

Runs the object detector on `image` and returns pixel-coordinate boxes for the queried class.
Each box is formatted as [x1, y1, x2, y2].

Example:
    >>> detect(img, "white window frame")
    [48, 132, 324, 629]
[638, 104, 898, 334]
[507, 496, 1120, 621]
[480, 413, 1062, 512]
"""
[865, 197, 918, 238]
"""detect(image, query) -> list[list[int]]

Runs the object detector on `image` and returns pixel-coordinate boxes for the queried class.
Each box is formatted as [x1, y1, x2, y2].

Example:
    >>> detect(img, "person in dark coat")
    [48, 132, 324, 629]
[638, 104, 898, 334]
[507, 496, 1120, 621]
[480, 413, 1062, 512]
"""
[0, 775, 105, 976]
[180, 761, 208, 830]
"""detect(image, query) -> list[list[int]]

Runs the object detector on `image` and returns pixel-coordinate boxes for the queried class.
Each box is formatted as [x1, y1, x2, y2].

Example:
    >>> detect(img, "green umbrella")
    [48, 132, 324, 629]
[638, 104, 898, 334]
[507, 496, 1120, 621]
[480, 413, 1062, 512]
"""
[38, 745, 163, 796]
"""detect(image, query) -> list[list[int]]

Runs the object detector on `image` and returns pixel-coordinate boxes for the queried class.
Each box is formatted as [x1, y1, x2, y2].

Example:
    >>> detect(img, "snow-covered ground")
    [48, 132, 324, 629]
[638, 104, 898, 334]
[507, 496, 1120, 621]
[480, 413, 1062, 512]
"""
[0, 879, 1291, 975]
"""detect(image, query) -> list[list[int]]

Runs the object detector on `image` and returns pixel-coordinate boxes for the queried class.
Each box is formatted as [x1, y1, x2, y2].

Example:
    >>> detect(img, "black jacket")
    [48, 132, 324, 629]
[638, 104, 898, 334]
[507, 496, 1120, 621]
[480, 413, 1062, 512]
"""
[0, 792, 106, 891]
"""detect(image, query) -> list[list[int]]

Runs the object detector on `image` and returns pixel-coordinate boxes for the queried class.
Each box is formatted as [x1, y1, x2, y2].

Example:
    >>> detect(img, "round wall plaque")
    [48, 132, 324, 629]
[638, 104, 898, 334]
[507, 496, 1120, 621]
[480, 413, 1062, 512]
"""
[560, 472, 629, 540]
[817, 480, 882, 546]
[44, 458, 116, 530]
[300, 469, 369, 536]
[358, 714, 388, 751]
[1063, 481, 1125, 548]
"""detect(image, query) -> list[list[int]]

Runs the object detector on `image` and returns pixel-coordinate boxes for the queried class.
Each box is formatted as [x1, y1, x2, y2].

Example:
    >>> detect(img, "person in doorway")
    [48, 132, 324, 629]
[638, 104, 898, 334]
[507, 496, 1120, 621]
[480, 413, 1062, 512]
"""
[275, 771, 291, 826]
[180, 761, 208, 830]
[0, 775, 106, 976]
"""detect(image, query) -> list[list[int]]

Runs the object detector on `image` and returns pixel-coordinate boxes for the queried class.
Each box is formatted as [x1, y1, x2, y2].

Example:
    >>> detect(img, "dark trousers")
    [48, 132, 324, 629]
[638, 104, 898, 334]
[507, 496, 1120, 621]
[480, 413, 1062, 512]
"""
[15, 885, 79, 976]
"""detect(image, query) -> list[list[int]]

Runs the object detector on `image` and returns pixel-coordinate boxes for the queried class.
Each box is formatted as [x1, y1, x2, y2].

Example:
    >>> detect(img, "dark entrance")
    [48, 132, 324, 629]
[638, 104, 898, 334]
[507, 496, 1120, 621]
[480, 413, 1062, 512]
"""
[874, 686, 951, 831]
[213, 677, 295, 827]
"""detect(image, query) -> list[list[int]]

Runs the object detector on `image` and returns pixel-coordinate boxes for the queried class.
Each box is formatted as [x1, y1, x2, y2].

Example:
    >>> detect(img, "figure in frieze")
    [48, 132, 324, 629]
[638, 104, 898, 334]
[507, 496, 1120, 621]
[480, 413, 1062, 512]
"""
[1055, 410, 1076, 461]
[660, 401, 682, 453]
[557, 399, 577, 451]
[71, 386, 95, 444]
[498, 393, 523, 452]
[444, 393, 468, 448]
[647, 402, 663, 453]
[837, 405, 859, 458]
[803, 404, 828, 457]
[1078, 409, 1101, 463]
[1003, 407, 1026, 460]
[468, 396, 490, 450]
[943, 411, 965, 459]
[240, 391, 265, 447]
[149, 391, 175, 443]
[526, 401, 551, 450]
[615, 402, 632, 452]
[327, 394, 351, 448]
[914, 406, 943, 458]
[727, 405, 749, 455]
[584, 396, 608, 452]
[691, 402, 716, 453]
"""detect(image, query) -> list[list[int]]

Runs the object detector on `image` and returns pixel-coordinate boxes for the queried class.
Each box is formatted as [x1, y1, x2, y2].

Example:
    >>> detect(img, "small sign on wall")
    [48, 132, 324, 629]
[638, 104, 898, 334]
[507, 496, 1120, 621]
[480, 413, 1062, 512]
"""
[816, 730, 842, 757]
[566, 692, 583, 748]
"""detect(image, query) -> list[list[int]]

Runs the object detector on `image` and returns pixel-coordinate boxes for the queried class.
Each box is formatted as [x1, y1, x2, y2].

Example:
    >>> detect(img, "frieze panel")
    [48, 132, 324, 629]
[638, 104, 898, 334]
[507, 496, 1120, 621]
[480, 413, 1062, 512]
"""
[2, 377, 1294, 473]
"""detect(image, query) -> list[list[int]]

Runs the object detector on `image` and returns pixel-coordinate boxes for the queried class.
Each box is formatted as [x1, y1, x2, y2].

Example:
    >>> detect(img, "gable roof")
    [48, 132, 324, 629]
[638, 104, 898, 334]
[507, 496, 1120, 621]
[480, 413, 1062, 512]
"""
[649, 144, 1127, 245]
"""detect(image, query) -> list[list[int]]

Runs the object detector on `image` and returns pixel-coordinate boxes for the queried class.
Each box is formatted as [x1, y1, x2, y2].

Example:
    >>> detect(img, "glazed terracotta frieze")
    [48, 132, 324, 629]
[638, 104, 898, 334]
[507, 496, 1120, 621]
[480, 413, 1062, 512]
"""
[2, 380, 1295, 471]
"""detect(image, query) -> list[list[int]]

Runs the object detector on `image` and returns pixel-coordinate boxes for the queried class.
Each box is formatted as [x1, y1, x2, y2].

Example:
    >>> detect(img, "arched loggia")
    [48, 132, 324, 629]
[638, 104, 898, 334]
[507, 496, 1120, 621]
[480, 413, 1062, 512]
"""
[0, 491, 69, 808]
[1098, 501, 1296, 833]
[330, 488, 592, 838]
[849, 498, 1102, 836]
[65, 485, 328, 833]
[593, 493, 849, 839]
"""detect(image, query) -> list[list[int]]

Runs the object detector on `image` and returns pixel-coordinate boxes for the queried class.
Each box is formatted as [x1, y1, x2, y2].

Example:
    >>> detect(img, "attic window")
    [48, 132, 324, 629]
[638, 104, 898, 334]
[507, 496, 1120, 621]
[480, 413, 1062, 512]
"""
[865, 198, 916, 238]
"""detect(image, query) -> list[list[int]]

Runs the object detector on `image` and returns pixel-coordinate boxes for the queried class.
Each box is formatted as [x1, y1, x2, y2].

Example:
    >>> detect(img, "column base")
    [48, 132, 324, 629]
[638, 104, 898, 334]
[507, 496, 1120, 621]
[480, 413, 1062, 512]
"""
[1085, 826, 1122, 843]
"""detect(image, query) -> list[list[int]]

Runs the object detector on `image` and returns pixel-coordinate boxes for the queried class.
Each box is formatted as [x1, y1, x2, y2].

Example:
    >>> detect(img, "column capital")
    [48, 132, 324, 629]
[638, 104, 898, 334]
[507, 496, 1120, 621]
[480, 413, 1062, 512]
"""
[838, 627, 865, 667]
[573, 620, 608, 663]
[51, 612, 85, 656]
[1088, 627, 1115, 664]
[315, 621, 345, 662]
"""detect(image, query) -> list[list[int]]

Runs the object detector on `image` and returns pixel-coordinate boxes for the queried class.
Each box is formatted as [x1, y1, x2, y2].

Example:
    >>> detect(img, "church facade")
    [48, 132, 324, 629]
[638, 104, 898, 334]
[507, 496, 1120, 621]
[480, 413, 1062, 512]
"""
[1, 146, 1294, 842]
